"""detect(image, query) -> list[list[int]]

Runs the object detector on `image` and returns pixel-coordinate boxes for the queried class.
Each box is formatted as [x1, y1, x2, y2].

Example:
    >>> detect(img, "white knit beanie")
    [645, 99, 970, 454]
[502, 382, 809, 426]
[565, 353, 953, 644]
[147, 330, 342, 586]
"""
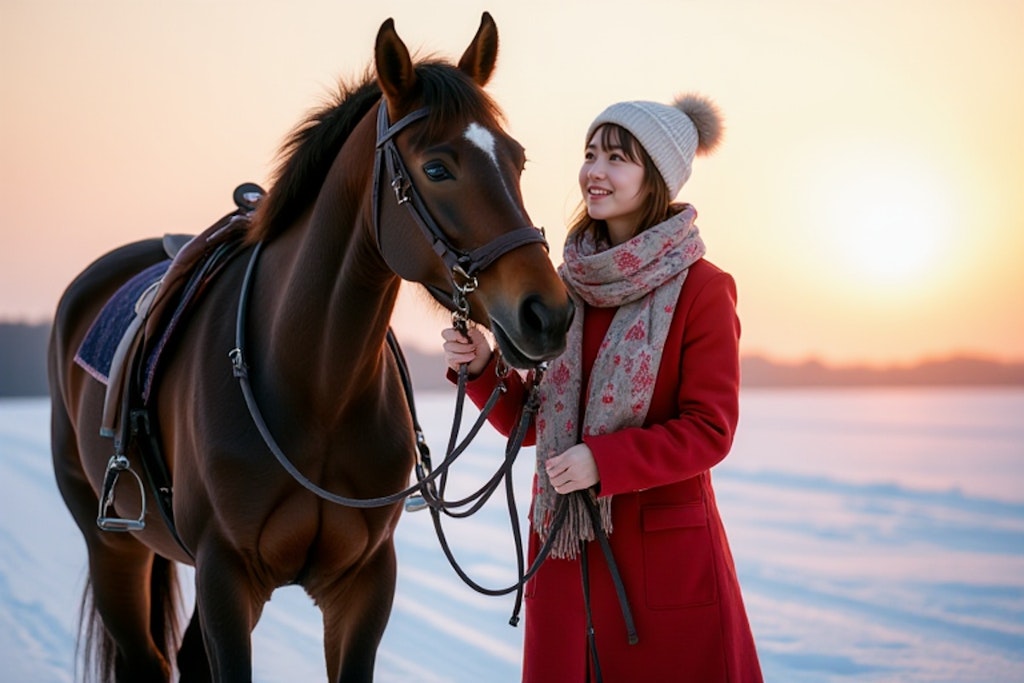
[585, 94, 724, 198]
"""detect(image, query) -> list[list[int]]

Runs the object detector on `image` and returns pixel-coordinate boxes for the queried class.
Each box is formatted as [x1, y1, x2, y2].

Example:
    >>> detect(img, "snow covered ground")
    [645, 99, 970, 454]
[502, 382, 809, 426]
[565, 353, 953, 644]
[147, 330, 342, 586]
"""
[1, 388, 1022, 682]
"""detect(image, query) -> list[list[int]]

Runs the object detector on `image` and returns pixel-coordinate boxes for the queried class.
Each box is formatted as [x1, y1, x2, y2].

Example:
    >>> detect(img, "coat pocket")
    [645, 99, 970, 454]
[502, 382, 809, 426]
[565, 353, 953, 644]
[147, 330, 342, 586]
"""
[641, 503, 718, 609]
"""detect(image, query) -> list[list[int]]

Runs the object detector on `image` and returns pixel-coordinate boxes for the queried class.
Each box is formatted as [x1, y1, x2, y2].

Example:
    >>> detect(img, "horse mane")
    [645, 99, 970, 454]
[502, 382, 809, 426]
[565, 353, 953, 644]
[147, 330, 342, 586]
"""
[247, 60, 505, 244]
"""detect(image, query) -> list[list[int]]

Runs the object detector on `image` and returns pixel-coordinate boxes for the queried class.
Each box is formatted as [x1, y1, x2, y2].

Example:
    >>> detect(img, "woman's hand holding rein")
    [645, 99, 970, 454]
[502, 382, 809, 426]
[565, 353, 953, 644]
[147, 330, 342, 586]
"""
[441, 325, 492, 378]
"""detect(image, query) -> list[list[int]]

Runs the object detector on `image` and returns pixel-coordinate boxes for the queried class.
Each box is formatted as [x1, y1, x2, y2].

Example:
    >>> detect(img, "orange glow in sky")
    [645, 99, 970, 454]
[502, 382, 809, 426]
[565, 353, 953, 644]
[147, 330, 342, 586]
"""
[2, 0, 1022, 366]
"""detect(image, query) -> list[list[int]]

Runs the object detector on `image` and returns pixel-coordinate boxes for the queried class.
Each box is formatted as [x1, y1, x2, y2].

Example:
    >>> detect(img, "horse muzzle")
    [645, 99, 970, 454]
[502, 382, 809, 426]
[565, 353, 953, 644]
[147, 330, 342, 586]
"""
[490, 294, 575, 369]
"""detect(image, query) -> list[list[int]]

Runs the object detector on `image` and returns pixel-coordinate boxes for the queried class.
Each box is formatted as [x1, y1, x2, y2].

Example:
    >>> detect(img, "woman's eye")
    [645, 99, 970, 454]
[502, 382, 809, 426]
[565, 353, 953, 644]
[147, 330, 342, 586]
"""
[423, 162, 454, 181]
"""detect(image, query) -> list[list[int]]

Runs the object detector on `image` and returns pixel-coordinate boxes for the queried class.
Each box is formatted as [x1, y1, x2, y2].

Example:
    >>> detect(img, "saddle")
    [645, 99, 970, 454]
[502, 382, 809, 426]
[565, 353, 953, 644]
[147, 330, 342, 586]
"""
[79, 183, 264, 542]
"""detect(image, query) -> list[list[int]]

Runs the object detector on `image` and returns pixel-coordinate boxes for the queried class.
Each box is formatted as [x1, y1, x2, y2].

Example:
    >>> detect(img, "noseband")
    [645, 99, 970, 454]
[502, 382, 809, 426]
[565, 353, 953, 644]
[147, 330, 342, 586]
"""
[371, 102, 548, 321]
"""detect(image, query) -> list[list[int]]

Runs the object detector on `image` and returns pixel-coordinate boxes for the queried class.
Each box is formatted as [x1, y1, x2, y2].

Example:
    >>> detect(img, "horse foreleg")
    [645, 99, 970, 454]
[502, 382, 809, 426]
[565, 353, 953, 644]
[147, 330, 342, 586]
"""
[313, 542, 398, 683]
[176, 608, 213, 682]
[193, 543, 268, 682]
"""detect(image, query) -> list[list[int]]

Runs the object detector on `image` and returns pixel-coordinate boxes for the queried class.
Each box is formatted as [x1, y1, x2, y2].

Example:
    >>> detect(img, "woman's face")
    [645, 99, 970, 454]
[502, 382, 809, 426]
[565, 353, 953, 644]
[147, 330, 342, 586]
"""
[579, 125, 647, 245]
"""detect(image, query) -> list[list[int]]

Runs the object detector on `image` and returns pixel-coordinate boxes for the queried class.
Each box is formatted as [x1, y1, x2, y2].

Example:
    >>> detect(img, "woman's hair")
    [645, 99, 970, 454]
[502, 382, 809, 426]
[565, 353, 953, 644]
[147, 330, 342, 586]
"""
[567, 123, 679, 247]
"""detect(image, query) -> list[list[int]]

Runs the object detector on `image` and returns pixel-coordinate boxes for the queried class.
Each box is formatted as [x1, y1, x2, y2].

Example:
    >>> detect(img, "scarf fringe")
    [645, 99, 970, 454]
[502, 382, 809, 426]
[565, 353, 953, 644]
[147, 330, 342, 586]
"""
[542, 493, 614, 560]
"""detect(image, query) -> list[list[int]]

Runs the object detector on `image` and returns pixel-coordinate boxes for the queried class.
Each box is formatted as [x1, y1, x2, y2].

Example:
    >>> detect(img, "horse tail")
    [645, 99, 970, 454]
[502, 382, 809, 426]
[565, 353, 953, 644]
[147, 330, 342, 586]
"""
[76, 554, 183, 682]
[77, 576, 114, 683]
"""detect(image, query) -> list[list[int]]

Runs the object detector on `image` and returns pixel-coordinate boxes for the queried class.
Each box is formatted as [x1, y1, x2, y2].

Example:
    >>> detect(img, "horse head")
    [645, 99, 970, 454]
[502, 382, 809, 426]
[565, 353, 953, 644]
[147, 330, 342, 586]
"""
[373, 13, 574, 369]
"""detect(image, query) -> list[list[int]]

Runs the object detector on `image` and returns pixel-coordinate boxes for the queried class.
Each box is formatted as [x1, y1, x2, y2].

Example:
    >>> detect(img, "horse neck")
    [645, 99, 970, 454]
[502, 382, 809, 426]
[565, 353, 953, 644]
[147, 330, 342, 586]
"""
[259, 125, 401, 411]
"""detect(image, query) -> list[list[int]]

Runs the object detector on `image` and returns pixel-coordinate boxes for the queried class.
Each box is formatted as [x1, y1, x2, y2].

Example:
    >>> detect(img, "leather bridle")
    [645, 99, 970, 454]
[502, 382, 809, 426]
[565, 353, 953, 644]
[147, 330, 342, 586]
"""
[371, 101, 548, 319]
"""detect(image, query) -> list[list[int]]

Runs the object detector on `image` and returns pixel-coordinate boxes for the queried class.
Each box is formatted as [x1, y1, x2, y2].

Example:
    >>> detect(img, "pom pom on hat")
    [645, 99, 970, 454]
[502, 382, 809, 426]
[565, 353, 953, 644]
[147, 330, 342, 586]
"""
[675, 93, 724, 156]
[586, 93, 724, 197]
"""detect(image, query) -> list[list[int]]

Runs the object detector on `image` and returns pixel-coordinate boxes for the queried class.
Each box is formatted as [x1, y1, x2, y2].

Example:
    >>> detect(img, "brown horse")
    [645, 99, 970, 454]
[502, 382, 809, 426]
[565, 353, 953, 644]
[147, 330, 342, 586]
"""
[48, 13, 572, 682]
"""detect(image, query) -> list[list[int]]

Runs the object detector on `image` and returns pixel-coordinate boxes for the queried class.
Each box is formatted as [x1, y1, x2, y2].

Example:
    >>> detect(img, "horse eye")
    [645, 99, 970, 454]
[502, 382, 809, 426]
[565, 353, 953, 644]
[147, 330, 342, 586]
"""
[422, 161, 454, 181]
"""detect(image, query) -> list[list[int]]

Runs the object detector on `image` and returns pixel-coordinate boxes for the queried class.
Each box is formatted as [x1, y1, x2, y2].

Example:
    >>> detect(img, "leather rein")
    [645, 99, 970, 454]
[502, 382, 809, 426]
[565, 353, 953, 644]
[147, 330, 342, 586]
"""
[230, 102, 637, 662]
[228, 100, 571, 624]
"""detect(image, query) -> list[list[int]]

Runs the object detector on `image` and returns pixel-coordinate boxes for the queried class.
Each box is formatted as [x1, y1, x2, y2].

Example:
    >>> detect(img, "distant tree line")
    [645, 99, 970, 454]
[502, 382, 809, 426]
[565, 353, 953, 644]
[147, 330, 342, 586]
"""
[0, 322, 50, 397]
[739, 355, 1024, 387]
[1, 321, 1022, 397]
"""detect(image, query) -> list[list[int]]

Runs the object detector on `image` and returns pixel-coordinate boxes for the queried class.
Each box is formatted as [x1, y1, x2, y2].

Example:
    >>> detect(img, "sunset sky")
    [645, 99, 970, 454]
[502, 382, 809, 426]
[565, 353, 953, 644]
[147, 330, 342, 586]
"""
[2, 0, 1022, 366]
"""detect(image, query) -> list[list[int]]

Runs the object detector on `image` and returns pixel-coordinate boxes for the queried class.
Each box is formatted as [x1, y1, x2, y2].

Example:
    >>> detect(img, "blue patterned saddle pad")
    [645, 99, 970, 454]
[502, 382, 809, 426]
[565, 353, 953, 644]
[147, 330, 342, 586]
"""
[74, 260, 171, 384]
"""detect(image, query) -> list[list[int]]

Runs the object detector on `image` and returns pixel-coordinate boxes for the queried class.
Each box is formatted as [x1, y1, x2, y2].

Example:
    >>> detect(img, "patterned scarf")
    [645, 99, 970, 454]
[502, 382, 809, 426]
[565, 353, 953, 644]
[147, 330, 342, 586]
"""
[533, 205, 706, 559]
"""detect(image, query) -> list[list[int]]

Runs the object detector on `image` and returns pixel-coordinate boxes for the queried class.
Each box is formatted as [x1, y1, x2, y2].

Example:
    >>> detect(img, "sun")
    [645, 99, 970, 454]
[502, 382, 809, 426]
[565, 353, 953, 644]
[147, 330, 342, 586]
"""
[838, 175, 949, 279]
[812, 150, 957, 288]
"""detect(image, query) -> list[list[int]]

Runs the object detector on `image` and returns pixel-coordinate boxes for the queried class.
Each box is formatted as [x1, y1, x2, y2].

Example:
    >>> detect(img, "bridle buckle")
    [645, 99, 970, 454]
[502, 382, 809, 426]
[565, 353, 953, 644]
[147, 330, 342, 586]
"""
[390, 174, 410, 205]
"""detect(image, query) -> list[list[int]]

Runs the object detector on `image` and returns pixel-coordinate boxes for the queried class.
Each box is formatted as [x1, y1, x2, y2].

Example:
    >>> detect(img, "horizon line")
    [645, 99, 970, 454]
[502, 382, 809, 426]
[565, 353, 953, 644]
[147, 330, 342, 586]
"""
[2, 318, 1021, 369]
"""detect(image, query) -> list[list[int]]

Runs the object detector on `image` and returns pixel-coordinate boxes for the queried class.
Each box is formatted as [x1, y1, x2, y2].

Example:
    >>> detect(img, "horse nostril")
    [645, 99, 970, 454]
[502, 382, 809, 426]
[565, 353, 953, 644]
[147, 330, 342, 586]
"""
[521, 294, 550, 336]
[521, 295, 575, 338]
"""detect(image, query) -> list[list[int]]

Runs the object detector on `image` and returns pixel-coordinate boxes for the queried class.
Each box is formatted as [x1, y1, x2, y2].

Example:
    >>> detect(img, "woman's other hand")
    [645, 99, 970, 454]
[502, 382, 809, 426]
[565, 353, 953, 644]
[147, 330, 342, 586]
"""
[545, 443, 600, 494]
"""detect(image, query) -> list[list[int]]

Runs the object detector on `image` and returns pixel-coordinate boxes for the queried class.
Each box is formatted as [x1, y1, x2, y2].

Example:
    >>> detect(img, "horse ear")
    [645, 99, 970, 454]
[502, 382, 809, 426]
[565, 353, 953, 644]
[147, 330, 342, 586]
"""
[375, 18, 418, 111]
[457, 12, 499, 86]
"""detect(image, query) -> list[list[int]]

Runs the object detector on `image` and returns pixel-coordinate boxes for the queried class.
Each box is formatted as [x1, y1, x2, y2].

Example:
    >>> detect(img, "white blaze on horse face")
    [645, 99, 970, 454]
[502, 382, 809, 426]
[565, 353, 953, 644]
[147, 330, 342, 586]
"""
[465, 122, 498, 166]
[464, 122, 517, 207]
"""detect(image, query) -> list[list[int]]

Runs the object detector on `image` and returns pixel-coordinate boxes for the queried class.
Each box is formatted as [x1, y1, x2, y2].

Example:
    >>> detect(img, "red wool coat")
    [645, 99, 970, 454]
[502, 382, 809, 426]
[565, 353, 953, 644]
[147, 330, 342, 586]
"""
[461, 259, 763, 682]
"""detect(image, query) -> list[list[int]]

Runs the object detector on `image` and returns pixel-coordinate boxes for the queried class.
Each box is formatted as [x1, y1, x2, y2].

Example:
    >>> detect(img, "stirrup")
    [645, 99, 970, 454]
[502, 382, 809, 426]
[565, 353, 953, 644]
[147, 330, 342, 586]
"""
[404, 494, 428, 512]
[96, 454, 147, 532]
[404, 457, 435, 513]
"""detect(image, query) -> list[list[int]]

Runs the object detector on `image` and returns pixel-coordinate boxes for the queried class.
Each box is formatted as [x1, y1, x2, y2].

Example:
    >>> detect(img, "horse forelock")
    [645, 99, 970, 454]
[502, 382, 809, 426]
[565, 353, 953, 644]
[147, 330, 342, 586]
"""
[247, 61, 505, 245]
[414, 61, 506, 144]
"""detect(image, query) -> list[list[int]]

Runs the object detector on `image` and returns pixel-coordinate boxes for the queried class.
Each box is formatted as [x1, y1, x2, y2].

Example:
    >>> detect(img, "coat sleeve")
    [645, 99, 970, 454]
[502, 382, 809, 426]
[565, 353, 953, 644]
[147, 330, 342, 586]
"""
[584, 270, 741, 496]
[448, 355, 538, 446]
